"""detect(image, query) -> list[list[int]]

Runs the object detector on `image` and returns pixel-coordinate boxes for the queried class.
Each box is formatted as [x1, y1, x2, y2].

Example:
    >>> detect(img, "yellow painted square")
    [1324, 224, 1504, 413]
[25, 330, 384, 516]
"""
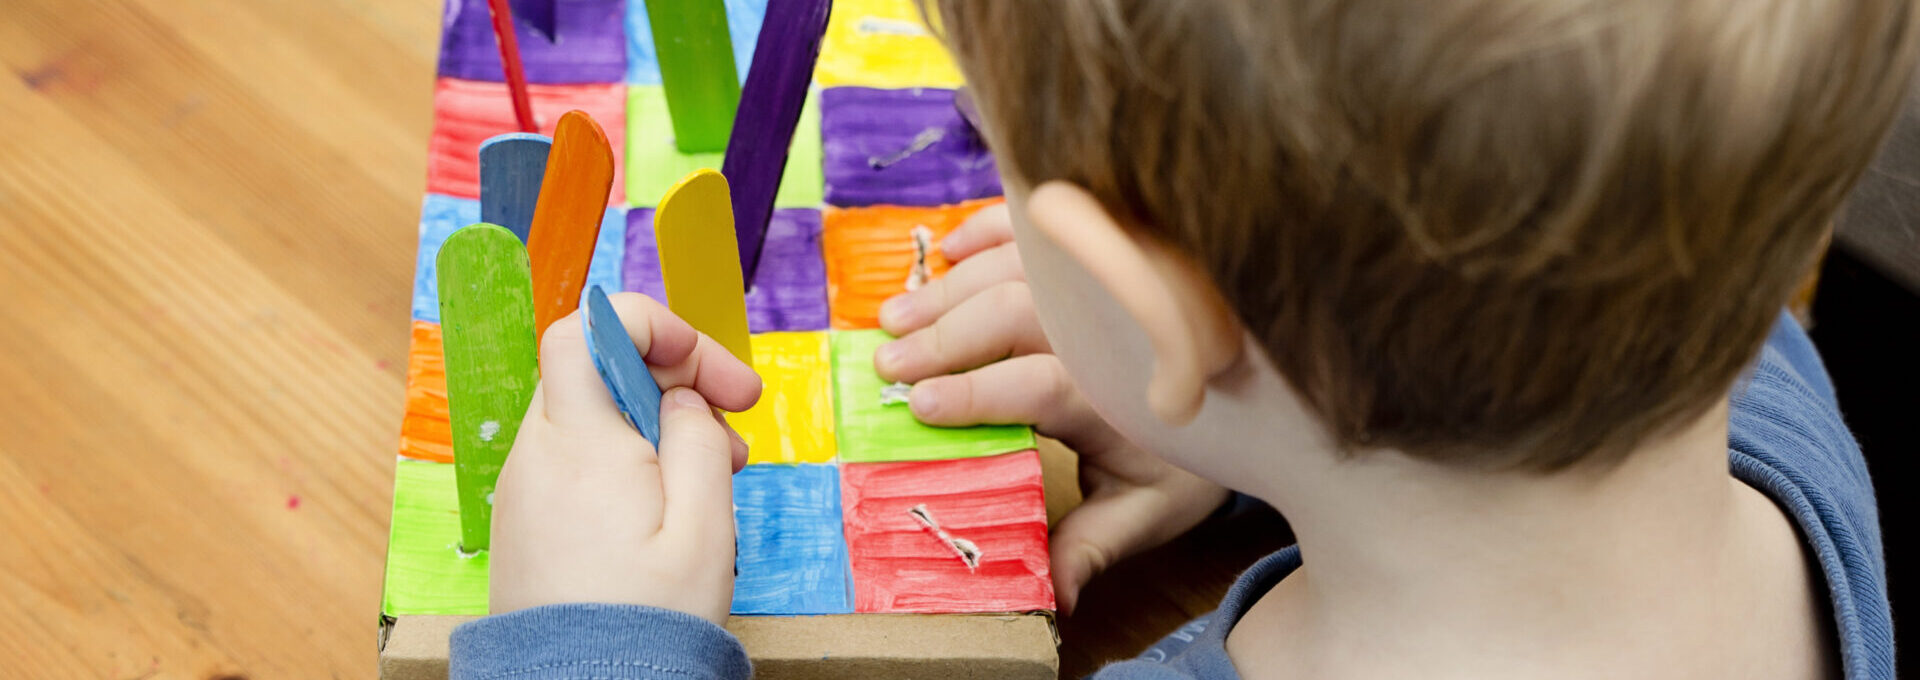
[730, 331, 838, 464]
[815, 0, 965, 89]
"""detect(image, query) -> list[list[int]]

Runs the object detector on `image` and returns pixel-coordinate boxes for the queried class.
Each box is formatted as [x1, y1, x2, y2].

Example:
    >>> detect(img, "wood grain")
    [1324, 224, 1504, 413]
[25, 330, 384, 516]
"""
[0, 0, 1279, 676]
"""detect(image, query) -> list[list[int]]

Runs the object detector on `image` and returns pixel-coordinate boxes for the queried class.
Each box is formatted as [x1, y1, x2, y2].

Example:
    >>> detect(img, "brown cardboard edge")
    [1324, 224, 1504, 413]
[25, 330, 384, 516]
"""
[380, 613, 1059, 680]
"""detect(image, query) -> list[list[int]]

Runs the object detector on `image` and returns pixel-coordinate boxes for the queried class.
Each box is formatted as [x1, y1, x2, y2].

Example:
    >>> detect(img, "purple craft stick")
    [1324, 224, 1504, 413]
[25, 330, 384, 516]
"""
[723, 0, 833, 287]
[821, 87, 1004, 208]
[510, 0, 558, 42]
[440, 0, 626, 84]
[625, 208, 829, 333]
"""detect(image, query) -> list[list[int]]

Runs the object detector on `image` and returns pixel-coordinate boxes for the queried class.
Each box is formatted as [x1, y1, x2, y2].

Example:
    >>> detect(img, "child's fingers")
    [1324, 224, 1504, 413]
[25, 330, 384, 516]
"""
[879, 242, 1025, 335]
[907, 354, 1121, 447]
[656, 388, 738, 539]
[647, 332, 764, 413]
[538, 308, 632, 431]
[940, 202, 1015, 261]
[601, 292, 763, 413]
[874, 280, 1048, 384]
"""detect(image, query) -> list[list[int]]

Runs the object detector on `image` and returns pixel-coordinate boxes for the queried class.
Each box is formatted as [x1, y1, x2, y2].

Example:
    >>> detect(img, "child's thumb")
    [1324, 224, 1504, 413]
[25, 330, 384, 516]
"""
[657, 388, 735, 535]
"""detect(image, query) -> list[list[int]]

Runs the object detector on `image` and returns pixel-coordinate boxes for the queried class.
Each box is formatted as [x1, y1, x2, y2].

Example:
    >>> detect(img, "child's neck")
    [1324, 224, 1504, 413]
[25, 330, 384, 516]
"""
[1228, 400, 1835, 679]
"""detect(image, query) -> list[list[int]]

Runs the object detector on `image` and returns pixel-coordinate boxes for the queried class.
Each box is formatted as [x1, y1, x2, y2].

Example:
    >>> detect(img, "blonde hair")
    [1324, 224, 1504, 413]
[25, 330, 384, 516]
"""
[929, 0, 1920, 469]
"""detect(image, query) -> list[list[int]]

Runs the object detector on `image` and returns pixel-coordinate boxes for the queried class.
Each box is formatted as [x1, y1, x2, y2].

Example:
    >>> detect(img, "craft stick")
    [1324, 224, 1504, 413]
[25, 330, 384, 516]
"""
[509, 0, 558, 43]
[435, 223, 540, 553]
[723, 0, 832, 286]
[643, 0, 743, 153]
[482, 0, 538, 132]
[526, 110, 615, 343]
[583, 285, 667, 445]
[655, 169, 753, 363]
[479, 133, 552, 244]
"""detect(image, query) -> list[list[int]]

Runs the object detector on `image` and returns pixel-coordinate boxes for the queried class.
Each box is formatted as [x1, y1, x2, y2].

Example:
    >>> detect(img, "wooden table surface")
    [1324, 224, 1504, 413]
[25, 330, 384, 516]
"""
[0, 1, 1289, 677]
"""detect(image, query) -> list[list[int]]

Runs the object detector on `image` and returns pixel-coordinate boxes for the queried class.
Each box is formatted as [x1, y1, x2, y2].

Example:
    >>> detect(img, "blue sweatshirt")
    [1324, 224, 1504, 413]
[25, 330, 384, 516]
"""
[451, 314, 1894, 679]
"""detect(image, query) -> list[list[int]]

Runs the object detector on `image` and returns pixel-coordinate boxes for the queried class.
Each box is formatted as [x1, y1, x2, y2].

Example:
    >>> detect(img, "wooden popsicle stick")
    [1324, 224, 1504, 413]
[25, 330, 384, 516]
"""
[482, 0, 538, 133]
[479, 132, 552, 244]
[435, 223, 540, 553]
[526, 110, 615, 344]
[723, 0, 832, 286]
[509, 0, 557, 43]
[643, 0, 742, 153]
[583, 285, 666, 445]
[655, 169, 753, 363]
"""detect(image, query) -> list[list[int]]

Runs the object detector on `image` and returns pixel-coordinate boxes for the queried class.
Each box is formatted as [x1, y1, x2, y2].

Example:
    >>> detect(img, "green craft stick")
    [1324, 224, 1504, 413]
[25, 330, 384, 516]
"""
[436, 223, 540, 552]
[831, 329, 1037, 463]
[644, 0, 742, 153]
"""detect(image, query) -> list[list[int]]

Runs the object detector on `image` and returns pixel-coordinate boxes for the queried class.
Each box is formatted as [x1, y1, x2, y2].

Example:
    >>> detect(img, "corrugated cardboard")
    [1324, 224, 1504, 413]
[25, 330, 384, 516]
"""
[379, 613, 1058, 679]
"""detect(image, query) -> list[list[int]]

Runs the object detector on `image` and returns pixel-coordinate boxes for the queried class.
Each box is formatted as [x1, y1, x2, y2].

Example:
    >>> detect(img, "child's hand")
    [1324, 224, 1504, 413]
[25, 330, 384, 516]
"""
[488, 293, 762, 625]
[876, 204, 1230, 615]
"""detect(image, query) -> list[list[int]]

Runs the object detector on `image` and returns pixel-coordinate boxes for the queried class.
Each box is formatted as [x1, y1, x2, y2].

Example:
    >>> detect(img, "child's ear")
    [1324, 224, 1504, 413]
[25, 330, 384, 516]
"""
[1025, 181, 1243, 426]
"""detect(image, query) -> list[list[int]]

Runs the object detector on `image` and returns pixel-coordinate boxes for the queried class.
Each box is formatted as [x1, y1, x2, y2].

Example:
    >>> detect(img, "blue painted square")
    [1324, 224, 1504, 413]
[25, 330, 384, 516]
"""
[732, 464, 853, 614]
[626, 0, 767, 85]
[412, 194, 481, 323]
[412, 194, 626, 323]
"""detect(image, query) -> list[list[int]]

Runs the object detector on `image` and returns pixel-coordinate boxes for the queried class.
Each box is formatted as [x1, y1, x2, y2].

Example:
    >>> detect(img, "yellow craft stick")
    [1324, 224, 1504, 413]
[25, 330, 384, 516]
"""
[655, 169, 753, 363]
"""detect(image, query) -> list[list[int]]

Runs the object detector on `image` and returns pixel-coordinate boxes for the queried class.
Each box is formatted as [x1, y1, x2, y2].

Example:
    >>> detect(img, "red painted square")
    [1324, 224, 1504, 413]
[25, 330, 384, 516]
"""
[425, 78, 628, 204]
[840, 450, 1054, 613]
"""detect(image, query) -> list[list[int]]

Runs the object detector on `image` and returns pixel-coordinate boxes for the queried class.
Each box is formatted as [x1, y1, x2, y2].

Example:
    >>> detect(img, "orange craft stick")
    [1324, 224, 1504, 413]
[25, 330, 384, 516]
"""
[526, 110, 616, 343]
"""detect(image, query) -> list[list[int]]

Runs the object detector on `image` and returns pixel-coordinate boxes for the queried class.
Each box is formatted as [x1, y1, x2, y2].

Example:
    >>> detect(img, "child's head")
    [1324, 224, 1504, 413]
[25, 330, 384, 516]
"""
[928, 0, 1918, 474]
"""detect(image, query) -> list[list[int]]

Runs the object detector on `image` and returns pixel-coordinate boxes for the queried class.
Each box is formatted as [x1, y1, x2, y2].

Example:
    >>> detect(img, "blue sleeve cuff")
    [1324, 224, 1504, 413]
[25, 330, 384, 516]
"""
[451, 604, 750, 680]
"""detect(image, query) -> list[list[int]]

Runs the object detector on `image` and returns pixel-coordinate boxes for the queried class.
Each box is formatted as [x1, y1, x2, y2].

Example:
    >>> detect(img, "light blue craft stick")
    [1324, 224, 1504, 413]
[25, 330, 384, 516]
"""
[583, 285, 666, 445]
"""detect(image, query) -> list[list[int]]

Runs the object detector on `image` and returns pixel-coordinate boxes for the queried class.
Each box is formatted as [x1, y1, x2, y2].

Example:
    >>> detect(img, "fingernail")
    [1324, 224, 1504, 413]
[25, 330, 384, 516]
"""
[879, 295, 911, 325]
[909, 385, 938, 417]
[876, 341, 904, 371]
[669, 387, 705, 408]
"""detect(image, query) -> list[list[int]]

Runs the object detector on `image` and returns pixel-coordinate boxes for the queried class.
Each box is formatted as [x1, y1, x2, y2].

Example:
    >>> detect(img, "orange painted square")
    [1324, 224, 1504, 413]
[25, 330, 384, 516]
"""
[399, 320, 454, 463]
[822, 198, 1003, 329]
[425, 78, 629, 205]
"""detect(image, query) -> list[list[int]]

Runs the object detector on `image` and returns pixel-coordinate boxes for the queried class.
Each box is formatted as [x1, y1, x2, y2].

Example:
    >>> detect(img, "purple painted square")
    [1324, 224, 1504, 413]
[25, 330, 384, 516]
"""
[624, 208, 829, 332]
[821, 87, 1003, 207]
[438, 0, 627, 84]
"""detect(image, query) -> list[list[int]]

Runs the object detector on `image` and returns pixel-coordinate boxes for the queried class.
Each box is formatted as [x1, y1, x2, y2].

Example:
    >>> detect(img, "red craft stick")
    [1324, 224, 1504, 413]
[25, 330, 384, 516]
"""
[483, 0, 538, 133]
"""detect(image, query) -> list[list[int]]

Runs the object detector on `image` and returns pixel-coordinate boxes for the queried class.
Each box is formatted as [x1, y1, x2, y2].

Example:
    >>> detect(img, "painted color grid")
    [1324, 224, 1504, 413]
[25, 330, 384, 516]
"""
[822, 199, 1002, 329]
[821, 87, 1001, 207]
[732, 464, 854, 614]
[426, 78, 629, 204]
[731, 332, 836, 464]
[624, 207, 828, 333]
[831, 329, 1036, 463]
[814, 0, 964, 89]
[624, 85, 823, 209]
[840, 451, 1053, 613]
[388, 0, 1056, 620]
[400, 321, 452, 463]
[383, 459, 490, 615]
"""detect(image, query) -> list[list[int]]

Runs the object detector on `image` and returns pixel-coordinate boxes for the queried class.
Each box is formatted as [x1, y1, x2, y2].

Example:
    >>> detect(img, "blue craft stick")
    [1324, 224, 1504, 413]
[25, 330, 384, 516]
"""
[583, 285, 666, 445]
[479, 132, 553, 244]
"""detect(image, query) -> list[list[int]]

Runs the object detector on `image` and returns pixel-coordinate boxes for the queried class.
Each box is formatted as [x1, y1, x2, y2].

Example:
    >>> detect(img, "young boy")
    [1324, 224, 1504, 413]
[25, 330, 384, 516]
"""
[451, 1, 1916, 677]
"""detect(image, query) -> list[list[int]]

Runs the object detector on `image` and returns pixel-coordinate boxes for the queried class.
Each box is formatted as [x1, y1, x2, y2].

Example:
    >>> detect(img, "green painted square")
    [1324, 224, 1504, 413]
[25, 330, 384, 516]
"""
[382, 459, 489, 616]
[830, 329, 1036, 463]
[625, 85, 824, 209]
